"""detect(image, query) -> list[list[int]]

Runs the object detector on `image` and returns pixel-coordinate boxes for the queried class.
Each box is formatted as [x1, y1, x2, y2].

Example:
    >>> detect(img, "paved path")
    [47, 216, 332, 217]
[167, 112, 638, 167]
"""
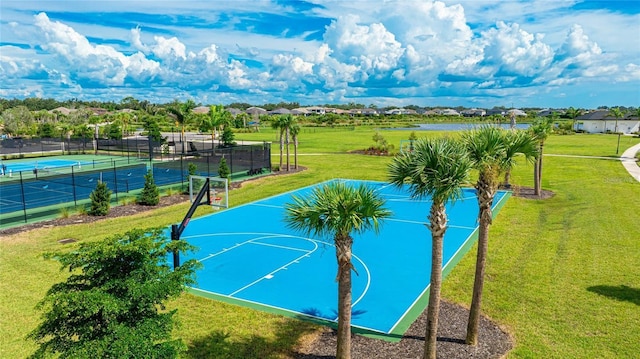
[619, 142, 640, 182]
[547, 142, 640, 183]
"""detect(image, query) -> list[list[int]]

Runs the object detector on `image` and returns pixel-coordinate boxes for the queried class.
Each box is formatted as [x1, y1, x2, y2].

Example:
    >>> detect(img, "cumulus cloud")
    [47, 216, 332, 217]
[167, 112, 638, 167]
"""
[323, 14, 405, 82]
[1, 1, 637, 106]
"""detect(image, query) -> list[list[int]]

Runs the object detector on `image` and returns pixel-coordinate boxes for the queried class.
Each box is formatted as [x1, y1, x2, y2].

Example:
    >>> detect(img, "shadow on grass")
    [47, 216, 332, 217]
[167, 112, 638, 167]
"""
[184, 317, 318, 359]
[587, 285, 640, 306]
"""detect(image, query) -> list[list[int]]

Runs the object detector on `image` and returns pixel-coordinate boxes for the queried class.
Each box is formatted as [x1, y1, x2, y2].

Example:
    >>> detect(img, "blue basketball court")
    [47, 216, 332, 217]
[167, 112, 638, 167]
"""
[176, 179, 510, 337]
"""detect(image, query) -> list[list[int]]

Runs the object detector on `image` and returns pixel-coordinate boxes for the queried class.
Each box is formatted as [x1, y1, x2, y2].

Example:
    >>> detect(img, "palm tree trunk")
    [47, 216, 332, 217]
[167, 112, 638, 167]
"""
[278, 129, 284, 170]
[423, 202, 446, 359]
[502, 169, 512, 189]
[534, 142, 543, 196]
[335, 235, 353, 359]
[466, 176, 495, 346]
[294, 136, 298, 170]
[285, 128, 291, 171]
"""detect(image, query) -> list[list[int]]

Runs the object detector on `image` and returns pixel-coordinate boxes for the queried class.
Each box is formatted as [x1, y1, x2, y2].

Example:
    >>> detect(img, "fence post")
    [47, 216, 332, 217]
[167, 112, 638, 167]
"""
[19, 171, 28, 224]
[112, 162, 118, 202]
[71, 166, 78, 206]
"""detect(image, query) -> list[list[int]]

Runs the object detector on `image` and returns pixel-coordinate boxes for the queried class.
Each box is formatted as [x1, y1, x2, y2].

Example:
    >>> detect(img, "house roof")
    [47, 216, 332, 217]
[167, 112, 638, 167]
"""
[192, 106, 210, 114]
[269, 108, 292, 115]
[576, 110, 637, 120]
[245, 106, 267, 114]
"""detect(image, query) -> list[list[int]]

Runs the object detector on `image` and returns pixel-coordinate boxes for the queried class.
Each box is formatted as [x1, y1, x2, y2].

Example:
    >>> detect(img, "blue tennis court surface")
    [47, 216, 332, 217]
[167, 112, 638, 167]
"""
[2, 159, 90, 173]
[177, 179, 510, 336]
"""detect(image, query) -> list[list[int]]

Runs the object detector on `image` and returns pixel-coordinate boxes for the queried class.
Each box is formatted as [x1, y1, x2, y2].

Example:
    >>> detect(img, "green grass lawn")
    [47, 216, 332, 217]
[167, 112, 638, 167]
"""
[1, 129, 638, 358]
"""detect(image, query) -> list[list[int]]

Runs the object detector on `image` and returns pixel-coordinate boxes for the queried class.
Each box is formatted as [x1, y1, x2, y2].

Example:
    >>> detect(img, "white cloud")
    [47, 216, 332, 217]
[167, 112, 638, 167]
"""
[151, 36, 187, 61]
[323, 14, 404, 75]
[0, 1, 637, 107]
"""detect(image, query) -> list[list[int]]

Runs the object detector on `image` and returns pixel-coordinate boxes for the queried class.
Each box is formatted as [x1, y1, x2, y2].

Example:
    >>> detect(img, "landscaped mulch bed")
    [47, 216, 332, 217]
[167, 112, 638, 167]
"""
[294, 300, 513, 359]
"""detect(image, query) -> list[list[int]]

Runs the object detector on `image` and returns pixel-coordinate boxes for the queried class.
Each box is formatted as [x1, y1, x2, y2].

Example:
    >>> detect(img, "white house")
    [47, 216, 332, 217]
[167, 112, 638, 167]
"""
[575, 110, 640, 134]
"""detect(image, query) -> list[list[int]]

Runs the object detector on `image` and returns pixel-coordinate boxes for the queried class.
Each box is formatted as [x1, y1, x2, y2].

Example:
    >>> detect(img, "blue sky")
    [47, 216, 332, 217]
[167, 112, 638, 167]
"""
[1, 0, 639, 109]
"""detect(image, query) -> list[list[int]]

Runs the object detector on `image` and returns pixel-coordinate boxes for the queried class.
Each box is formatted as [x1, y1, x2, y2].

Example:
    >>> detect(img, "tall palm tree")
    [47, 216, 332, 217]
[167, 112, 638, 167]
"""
[461, 126, 531, 346]
[167, 99, 196, 154]
[290, 123, 301, 170]
[284, 182, 391, 359]
[271, 114, 293, 171]
[529, 117, 553, 196]
[502, 129, 539, 189]
[206, 104, 228, 141]
[565, 107, 583, 132]
[608, 107, 624, 134]
[388, 137, 472, 359]
[284, 115, 297, 171]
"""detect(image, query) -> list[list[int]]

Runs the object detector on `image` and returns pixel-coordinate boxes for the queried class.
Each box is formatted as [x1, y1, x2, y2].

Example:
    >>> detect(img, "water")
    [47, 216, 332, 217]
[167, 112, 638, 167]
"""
[391, 123, 531, 131]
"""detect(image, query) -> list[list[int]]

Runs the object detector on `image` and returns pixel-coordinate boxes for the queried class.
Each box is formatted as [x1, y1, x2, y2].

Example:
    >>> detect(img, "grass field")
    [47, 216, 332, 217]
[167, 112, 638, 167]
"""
[1, 128, 638, 358]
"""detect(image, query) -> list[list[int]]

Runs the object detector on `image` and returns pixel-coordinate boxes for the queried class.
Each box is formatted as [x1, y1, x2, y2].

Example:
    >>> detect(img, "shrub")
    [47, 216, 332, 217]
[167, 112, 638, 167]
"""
[218, 157, 230, 179]
[88, 181, 111, 216]
[28, 228, 200, 358]
[137, 170, 160, 206]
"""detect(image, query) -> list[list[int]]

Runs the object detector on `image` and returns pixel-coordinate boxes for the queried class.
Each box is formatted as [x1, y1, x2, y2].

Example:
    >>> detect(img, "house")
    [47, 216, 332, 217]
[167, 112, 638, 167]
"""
[304, 106, 326, 115]
[507, 109, 527, 117]
[291, 108, 310, 116]
[461, 108, 486, 117]
[575, 110, 640, 134]
[192, 106, 210, 114]
[225, 108, 243, 116]
[245, 106, 267, 115]
[269, 108, 292, 115]
[438, 108, 461, 116]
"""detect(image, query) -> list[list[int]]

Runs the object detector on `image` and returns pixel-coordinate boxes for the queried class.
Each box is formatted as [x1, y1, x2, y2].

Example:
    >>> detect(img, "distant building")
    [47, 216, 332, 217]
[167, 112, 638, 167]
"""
[461, 108, 486, 117]
[192, 106, 210, 114]
[575, 110, 639, 134]
[438, 108, 461, 116]
[269, 108, 292, 115]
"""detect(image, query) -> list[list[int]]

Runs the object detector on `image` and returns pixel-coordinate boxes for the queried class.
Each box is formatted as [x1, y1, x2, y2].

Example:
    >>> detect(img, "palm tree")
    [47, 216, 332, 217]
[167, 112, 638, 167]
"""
[167, 99, 196, 154]
[565, 107, 583, 132]
[529, 117, 553, 196]
[502, 130, 539, 189]
[608, 107, 624, 134]
[284, 182, 391, 359]
[284, 115, 297, 171]
[205, 104, 228, 141]
[290, 123, 301, 170]
[388, 137, 471, 359]
[462, 126, 537, 346]
[608, 107, 626, 154]
[271, 114, 293, 171]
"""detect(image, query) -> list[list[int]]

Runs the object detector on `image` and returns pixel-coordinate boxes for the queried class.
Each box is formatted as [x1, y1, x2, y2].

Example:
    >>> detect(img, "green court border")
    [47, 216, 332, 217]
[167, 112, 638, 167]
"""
[384, 190, 512, 341]
[181, 182, 512, 342]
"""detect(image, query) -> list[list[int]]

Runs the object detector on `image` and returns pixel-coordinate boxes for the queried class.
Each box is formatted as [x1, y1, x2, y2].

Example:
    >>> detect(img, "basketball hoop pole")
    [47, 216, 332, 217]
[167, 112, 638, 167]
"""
[171, 178, 211, 269]
[171, 224, 180, 269]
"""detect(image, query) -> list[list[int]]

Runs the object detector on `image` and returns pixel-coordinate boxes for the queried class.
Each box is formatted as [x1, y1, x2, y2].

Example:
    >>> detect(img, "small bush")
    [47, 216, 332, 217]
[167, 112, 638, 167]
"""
[218, 157, 230, 179]
[88, 181, 111, 216]
[137, 170, 160, 206]
[59, 207, 70, 219]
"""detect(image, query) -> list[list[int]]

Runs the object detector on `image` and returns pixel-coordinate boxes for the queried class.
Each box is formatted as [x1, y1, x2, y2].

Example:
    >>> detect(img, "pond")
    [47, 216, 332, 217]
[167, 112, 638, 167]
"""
[390, 123, 531, 131]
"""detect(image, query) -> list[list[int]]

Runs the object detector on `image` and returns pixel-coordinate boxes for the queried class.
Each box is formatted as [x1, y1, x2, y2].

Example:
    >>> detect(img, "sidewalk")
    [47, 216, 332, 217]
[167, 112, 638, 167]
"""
[620, 142, 640, 183]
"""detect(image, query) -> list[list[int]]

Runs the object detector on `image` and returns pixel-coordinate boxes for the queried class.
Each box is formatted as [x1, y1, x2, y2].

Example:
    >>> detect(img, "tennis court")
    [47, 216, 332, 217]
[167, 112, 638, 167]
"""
[175, 179, 510, 337]
[1, 158, 92, 174]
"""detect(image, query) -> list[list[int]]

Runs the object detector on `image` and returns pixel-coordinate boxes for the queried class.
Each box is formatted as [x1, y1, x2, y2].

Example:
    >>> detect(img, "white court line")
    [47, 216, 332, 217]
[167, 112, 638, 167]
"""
[387, 217, 476, 230]
[228, 238, 319, 297]
[249, 203, 283, 209]
[195, 234, 282, 262]
[188, 231, 373, 319]
[251, 241, 311, 252]
[189, 286, 389, 334]
[388, 191, 510, 334]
